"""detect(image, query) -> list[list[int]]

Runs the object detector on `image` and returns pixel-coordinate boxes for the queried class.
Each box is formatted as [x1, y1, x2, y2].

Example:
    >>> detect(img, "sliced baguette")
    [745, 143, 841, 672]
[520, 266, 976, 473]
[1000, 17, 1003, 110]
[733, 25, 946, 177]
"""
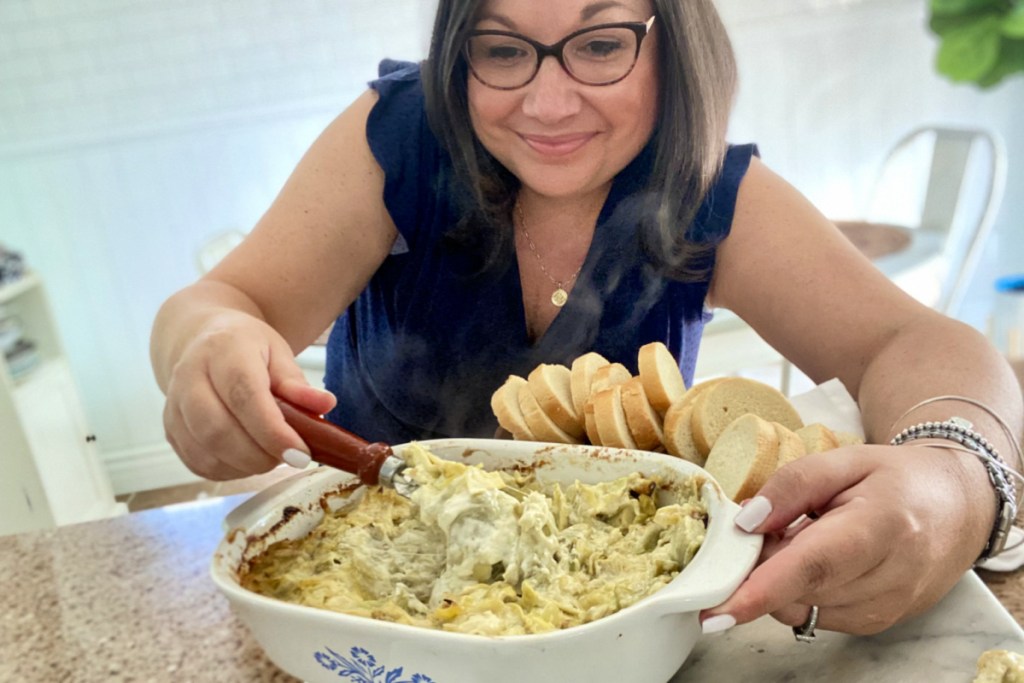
[662, 402, 705, 466]
[676, 376, 730, 413]
[638, 341, 687, 416]
[589, 362, 632, 395]
[834, 430, 865, 447]
[518, 382, 579, 444]
[570, 352, 610, 418]
[795, 423, 841, 454]
[527, 363, 585, 440]
[620, 376, 665, 451]
[583, 399, 601, 445]
[703, 413, 780, 502]
[490, 375, 534, 440]
[590, 385, 638, 449]
[691, 377, 804, 456]
[773, 422, 807, 468]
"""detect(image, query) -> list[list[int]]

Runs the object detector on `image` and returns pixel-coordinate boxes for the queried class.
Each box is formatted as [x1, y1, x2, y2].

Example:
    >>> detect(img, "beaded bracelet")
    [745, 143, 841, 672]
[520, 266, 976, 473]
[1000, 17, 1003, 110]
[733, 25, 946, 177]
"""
[890, 417, 1018, 562]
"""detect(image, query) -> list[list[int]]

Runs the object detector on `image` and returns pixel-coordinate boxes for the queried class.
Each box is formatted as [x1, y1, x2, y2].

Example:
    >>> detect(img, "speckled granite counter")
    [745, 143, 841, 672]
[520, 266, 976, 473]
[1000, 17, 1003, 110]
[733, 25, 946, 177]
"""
[2, 493, 1022, 683]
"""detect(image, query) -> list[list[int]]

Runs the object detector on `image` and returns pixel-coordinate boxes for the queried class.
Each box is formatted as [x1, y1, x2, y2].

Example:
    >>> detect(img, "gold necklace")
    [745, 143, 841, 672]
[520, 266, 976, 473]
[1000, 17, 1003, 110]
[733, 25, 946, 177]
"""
[516, 203, 583, 308]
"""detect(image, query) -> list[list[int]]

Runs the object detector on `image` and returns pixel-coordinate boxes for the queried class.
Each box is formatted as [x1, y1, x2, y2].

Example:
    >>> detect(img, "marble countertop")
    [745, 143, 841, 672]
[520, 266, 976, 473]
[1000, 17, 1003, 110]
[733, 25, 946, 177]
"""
[2, 493, 1022, 683]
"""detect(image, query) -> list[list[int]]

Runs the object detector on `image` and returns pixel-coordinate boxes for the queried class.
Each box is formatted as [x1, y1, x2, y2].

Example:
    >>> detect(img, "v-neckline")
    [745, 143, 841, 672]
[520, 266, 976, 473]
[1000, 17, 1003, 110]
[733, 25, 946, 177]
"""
[508, 140, 655, 351]
[512, 181, 622, 349]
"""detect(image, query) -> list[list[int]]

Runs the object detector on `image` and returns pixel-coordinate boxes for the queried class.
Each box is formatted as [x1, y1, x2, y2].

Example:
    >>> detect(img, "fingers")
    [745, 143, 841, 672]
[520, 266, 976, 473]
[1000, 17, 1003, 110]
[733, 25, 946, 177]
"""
[270, 347, 337, 416]
[206, 350, 306, 460]
[711, 506, 888, 624]
[733, 451, 870, 534]
[701, 453, 895, 632]
[164, 400, 267, 480]
[771, 588, 911, 636]
[164, 328, 337, 478]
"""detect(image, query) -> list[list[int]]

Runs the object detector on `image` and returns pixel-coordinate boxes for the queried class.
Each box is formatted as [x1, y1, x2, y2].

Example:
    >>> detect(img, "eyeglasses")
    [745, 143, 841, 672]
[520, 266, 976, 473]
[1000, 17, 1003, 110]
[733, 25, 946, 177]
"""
[464, 16, 656, 90]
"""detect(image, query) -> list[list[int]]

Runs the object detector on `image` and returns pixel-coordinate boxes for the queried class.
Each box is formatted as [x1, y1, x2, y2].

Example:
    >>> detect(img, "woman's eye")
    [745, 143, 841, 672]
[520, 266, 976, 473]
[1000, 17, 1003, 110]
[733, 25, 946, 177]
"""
[576, 38, 626, 59]
[488, 45, 527, 61]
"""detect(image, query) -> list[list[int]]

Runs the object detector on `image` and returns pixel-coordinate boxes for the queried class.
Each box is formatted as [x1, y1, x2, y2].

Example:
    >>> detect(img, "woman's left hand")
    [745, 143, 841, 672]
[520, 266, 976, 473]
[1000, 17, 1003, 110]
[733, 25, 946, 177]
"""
[700, 444, 996, 635]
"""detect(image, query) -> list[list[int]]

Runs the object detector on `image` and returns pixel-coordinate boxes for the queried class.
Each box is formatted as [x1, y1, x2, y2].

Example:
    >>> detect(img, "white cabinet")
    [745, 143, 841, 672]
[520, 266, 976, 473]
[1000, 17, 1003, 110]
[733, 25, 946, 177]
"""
[0, 273, 126, 536]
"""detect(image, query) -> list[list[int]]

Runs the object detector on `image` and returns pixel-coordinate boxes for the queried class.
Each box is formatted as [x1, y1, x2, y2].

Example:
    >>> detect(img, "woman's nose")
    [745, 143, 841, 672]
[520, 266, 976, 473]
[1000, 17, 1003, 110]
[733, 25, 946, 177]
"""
[521, 56, 582, 124]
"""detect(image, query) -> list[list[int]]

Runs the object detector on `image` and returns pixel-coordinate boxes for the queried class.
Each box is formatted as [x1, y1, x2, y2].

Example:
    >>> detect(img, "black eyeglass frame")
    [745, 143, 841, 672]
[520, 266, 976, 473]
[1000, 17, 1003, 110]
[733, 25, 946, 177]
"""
[464, 15, 657, 90]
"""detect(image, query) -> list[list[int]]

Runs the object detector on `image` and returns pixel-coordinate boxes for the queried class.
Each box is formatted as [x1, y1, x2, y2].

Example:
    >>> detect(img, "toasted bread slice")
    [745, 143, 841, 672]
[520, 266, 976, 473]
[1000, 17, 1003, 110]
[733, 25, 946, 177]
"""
[518, 382, 579, 444]
[527, 363, 585, 440]
[691, 377, 804, 456]
[490, 375, 534, 440]
[703, 413, 780, 502]
[773, 422, 807, 468]
[570, 352, 610, 418]
[638, 341, 687, 416]
[795, 423, 841, 454]
[589, 362, 632, 395]
[582, 400, 601, 445]
[590, 385, 638, 449]
[662, 402, 705, 466]
[620, 376, 665, 451]
[676, 376, 729, 413]
[834, 430, 865, 447]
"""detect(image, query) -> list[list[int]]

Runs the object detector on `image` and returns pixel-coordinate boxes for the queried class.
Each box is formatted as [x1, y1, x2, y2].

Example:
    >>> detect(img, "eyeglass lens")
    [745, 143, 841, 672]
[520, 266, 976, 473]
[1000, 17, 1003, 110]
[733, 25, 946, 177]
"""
[467, 26, 642, 88]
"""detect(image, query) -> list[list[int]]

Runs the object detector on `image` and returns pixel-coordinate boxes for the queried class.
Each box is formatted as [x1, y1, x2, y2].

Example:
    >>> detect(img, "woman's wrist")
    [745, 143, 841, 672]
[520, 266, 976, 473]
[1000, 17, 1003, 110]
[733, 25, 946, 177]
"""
[890, 421, 1017, 562]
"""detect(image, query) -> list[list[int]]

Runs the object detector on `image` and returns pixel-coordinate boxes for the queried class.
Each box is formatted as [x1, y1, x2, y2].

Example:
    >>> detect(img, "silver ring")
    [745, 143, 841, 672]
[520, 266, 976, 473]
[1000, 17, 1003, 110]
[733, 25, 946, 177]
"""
[793, 605, 819, 643]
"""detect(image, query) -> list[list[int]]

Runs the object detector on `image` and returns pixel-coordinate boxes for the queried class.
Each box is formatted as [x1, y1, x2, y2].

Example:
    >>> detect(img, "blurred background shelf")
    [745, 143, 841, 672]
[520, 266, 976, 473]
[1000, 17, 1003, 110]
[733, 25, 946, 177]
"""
[0, 273, 126, 536]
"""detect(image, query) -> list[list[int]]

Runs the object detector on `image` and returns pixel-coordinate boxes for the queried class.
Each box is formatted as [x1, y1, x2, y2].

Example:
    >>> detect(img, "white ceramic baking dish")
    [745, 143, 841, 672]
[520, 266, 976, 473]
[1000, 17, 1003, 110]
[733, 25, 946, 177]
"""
[211, 439, 763, 683]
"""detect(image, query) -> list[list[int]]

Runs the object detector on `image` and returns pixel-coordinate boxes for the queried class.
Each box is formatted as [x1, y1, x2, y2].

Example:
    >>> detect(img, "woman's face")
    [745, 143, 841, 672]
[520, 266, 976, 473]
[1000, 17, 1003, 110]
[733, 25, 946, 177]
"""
[466, 0, 659, 202]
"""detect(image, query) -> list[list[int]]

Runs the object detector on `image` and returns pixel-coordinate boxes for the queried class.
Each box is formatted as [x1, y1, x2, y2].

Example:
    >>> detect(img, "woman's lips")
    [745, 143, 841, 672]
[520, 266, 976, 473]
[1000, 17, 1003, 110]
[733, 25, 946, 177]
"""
[520, 132, 595, 157]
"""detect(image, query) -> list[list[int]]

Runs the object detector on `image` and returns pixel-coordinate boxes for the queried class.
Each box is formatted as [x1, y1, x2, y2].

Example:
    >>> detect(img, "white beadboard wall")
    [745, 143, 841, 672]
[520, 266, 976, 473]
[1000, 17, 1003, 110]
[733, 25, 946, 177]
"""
[0, 0, 1021, 493]
[0, 0, 434, 493]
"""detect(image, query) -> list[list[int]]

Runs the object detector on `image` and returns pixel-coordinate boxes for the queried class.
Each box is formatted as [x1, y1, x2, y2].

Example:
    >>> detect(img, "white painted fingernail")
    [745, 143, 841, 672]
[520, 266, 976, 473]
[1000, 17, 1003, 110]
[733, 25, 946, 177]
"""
[701, 614, 736, 635]
[283, 448, 311, 469]
[734, 495, 772, 532]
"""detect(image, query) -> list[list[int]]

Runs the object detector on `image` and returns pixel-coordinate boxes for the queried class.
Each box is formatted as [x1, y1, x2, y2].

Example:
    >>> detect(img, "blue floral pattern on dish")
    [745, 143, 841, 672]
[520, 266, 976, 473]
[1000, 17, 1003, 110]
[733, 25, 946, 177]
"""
[313, 645, 437, 682]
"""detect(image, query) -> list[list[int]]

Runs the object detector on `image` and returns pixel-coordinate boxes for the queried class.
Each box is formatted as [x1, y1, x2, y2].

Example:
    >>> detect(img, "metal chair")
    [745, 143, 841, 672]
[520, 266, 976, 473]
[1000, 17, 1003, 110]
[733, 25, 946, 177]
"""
[864, 125, 1007, 317]
[696, 126, 1007, 394]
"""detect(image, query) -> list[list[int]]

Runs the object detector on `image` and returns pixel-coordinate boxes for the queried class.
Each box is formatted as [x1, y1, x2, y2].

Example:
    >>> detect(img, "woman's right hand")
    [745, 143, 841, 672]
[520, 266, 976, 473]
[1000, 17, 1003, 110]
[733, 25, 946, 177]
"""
[161, 310, 337, 480]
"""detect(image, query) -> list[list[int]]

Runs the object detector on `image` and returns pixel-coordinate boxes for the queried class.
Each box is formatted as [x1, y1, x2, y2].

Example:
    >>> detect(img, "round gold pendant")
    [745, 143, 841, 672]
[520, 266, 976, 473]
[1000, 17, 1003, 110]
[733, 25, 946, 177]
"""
[551, 288, 569, 307]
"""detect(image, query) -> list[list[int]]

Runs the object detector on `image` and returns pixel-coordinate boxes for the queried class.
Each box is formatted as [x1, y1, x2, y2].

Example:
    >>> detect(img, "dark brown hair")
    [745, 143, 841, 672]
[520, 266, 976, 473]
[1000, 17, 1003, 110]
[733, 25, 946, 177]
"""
[422, 0, 738, 281]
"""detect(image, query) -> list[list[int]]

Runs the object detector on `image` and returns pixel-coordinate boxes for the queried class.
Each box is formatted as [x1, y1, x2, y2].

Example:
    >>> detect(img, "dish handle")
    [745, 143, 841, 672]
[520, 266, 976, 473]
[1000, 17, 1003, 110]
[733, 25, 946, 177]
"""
[647, 489, 764, 616]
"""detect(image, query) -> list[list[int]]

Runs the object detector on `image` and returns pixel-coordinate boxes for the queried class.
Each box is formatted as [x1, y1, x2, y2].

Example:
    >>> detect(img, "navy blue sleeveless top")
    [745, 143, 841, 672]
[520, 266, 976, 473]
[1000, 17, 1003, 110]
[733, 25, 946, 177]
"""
[323, 60, 756, 443]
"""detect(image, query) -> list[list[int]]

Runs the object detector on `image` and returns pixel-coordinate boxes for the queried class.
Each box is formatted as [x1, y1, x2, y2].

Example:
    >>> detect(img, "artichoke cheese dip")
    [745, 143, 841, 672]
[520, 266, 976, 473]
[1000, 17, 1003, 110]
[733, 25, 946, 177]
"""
[240, 444, 708, 636]
[974, 650, 1024, 683]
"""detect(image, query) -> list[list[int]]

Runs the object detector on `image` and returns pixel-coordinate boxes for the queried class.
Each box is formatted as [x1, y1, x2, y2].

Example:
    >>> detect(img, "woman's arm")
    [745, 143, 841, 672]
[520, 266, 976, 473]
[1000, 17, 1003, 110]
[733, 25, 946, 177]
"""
[150, 89, 398, 479]
[703, 157, 1022, 634]
[710, 157, 1021, 457]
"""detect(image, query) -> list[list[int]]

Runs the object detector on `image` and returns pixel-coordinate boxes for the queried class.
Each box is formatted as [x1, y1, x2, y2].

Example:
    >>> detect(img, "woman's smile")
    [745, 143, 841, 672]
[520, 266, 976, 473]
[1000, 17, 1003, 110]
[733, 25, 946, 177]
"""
[519, 131, 598, 158]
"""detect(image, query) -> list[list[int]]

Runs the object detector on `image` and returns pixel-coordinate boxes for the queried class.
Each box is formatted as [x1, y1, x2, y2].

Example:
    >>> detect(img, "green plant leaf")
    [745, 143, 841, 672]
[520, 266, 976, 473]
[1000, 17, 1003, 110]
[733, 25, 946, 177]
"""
[930, 10, 993, 35]
[931, 0, 1003, 17]
[977, 37, 1024, 87]
[1003, 3, 1024, 38]
[936, 14, 1003, 81]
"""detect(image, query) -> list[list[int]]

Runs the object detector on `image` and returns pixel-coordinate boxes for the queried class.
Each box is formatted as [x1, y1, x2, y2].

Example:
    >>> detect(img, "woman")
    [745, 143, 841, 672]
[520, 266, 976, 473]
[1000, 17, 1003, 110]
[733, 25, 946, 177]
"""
[151, 0, 1022, 639]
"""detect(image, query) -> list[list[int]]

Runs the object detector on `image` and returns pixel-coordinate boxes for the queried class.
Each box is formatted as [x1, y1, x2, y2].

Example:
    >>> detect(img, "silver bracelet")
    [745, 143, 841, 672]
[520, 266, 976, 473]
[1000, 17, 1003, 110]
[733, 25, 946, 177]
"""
[890, 417, 1018, 562]
[888, 395, 1024, 475]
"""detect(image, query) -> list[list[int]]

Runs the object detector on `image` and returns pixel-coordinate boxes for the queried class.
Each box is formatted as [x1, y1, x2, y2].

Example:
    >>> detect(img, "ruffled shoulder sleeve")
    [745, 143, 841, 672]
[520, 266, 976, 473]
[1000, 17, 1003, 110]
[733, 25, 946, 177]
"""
[687, 143, 759, 245]
[366, 59, 446, 254]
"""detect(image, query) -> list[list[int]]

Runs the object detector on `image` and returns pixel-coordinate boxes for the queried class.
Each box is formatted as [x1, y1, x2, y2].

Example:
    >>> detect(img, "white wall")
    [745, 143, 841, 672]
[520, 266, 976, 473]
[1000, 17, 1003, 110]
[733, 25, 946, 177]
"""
[1, 0, 1020, 492]
[718, 0, 1024, 329]
[0, 0, 432, 491]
